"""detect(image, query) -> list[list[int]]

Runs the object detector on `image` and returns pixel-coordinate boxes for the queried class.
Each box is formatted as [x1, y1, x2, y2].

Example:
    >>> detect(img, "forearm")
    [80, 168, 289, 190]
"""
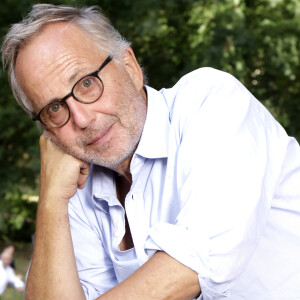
[25, 196, 85, 300]
[97, 251, 201, 300]
[25, 135, 89, 300]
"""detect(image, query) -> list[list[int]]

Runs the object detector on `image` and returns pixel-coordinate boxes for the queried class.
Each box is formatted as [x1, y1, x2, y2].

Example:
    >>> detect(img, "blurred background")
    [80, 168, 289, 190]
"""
[0, 0, 300, 298]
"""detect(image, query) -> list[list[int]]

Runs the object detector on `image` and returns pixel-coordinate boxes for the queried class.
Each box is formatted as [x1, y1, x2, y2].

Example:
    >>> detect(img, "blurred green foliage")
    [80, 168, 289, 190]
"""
[0, 0, 300, 241]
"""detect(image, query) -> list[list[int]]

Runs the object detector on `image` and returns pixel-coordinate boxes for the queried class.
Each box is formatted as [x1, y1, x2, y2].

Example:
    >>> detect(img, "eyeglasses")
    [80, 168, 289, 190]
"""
[32, 55, 113, 128]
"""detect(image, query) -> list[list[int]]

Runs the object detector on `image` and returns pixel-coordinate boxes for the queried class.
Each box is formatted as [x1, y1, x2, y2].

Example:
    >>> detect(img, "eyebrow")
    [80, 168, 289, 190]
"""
[68, 69, 81, 85]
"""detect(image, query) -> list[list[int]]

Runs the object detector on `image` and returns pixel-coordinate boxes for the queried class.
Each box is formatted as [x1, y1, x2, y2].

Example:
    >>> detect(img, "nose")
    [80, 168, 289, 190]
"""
[67, 98, 96, 129]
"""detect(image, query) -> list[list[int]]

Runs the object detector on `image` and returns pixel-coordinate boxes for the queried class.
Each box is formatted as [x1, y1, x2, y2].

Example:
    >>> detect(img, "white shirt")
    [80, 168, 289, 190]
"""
[0, 260, 25, 295]
[69, 67, 300, 299]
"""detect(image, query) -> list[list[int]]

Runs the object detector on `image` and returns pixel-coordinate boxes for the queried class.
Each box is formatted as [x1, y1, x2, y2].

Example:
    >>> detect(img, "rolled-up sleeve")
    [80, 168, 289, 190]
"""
[145, 69, 288, 298]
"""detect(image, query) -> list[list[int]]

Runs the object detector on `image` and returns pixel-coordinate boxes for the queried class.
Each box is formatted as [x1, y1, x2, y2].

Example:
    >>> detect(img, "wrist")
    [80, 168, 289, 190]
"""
[38, 189, 70, 215]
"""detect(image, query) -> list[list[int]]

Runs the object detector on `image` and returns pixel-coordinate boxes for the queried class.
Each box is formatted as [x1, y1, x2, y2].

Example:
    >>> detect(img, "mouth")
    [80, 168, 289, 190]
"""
[87, 124, 114, 146]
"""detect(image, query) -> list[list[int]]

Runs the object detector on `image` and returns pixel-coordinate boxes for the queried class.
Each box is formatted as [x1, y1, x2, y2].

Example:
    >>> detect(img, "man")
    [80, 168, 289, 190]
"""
[0, 245, 25, 295]
[2, 4, 300, 300]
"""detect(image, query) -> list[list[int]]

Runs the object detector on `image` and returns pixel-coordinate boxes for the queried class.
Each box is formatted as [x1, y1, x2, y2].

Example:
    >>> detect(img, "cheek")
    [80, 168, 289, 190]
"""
[97, 71, 136, 116]
[43, 129, 56, 142]
[44, 127, 75, 147]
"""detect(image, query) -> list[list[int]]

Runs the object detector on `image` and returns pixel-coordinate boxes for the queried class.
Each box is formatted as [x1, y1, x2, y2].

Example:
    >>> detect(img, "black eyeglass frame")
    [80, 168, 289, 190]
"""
[32, 54, 113, 128]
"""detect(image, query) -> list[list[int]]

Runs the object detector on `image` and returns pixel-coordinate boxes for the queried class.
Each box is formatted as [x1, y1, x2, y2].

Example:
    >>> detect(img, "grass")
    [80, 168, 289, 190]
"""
[0, 242, 33, 300]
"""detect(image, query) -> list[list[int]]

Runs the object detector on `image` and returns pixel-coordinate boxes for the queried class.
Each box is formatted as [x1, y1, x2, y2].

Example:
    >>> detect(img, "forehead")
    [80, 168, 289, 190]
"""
[20, 22, 101, 61]
[16, 22, 104, 75]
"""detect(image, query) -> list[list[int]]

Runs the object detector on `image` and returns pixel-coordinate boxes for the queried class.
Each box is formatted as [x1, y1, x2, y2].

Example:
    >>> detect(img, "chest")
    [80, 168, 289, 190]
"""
[96, 157, 179, 260]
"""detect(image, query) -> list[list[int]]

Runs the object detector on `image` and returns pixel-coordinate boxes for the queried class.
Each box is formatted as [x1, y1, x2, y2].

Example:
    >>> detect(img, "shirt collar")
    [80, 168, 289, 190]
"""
[91, 165, 120, 211]
[90, 85, 170, 207]
[135, 85, 170, 159]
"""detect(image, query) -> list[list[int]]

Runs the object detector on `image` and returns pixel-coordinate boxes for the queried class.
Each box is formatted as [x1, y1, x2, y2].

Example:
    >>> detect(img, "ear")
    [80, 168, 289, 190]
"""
[122, 47, 144, 91]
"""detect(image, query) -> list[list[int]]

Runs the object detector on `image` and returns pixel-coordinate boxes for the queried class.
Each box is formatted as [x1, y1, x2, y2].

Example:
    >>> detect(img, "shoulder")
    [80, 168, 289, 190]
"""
[161, 68, 249, 119]
[167, 67, 243, 97]
[160, 67, 254, 135]
[68, 165, 113, 231]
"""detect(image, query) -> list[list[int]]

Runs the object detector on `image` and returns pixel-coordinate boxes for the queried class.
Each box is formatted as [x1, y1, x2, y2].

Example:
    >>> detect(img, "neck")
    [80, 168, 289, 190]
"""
[116, 168, 132, 184]
[115, 173, 131, 206]
[112, 153, 132, 184]
[113, 86, 147, 184]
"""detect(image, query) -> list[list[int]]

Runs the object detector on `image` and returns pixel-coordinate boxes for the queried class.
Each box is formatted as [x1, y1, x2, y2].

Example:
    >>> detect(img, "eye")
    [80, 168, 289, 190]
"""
[48, 102, 62, 113]
[82, 77, 94, 88]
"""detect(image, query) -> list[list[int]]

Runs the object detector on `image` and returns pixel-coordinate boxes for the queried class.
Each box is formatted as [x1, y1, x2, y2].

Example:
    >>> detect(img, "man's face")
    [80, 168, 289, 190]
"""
[15, 22, 147, 171]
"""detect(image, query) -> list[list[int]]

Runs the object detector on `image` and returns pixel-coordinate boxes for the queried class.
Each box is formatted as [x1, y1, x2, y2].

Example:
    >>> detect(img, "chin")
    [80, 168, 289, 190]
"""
[84, 145, 136, 170]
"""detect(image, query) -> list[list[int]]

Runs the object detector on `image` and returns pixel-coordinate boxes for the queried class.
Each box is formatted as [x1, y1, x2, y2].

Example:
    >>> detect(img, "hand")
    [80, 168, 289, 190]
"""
[25, 135, 88, 300]
[39, 134, 90, 204]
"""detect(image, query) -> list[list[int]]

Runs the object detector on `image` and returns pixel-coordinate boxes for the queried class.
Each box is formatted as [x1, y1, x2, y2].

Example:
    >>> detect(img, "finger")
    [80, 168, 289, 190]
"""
[78, 163, 90, 189]
[80, 162, 90, 176]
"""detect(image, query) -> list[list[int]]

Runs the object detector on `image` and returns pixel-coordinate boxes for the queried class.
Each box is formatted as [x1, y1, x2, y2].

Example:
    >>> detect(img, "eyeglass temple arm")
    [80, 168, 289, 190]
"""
[97, 54, 113, 72]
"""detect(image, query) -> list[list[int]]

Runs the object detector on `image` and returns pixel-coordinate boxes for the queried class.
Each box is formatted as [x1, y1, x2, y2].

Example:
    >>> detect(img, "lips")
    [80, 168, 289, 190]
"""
[87, 124, 114, 146]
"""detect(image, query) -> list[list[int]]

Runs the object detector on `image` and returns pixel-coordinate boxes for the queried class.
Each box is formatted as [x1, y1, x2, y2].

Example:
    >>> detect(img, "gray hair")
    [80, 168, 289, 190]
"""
[1, 4, 131, 115]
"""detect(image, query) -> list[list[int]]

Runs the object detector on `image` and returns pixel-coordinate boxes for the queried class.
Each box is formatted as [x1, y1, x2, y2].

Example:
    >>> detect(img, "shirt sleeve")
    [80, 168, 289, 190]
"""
[145, 68, 289, 298]
[6, 266, 25, 290]
[69, 193, 118, 300]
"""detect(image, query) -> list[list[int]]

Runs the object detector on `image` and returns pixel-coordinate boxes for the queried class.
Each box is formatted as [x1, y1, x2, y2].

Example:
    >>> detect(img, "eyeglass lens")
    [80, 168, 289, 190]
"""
[40, 76, 103, 128]
[40, 101, 70, 128]
[73, 75, 103, 102]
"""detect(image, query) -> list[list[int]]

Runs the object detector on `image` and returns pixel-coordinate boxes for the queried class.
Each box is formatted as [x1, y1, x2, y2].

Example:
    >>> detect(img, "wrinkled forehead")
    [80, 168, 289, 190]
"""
[16, 22, 102, 69]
